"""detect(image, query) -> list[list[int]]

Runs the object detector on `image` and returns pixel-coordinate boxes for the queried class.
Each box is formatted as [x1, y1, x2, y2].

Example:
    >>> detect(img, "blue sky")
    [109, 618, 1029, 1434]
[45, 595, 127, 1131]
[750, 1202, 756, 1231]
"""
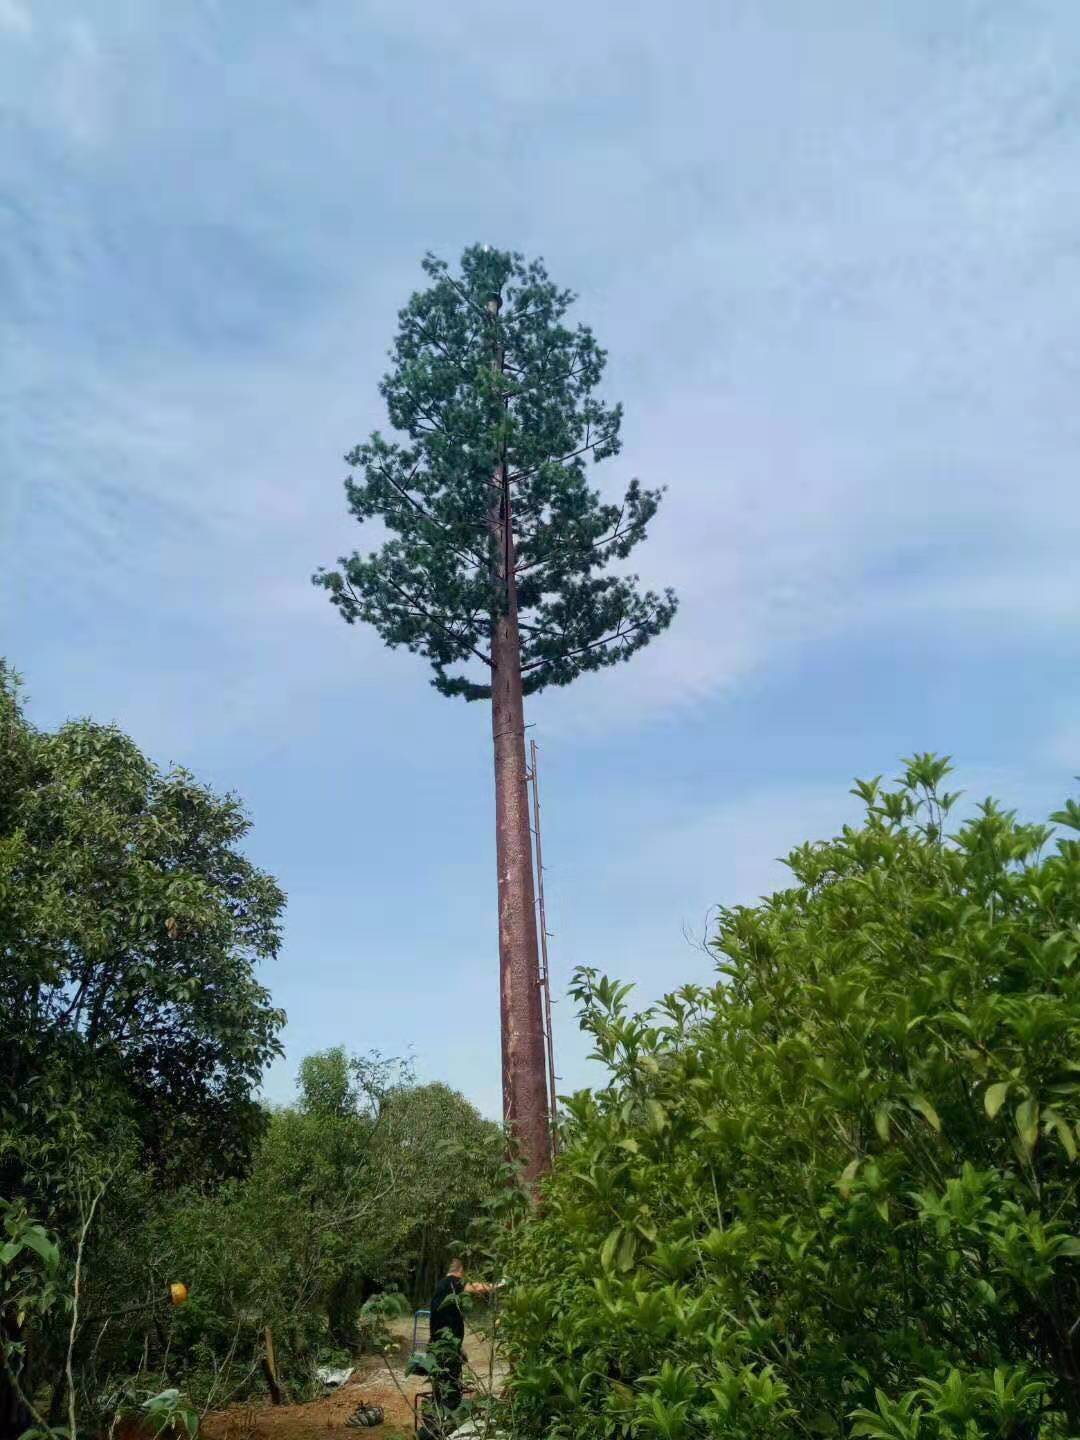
[3, 0, 1078, 1117]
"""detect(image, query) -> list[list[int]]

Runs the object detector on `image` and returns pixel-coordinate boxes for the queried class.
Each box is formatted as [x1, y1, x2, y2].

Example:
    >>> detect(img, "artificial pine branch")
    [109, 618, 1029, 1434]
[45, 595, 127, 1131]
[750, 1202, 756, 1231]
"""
[315, 245, 677, 702]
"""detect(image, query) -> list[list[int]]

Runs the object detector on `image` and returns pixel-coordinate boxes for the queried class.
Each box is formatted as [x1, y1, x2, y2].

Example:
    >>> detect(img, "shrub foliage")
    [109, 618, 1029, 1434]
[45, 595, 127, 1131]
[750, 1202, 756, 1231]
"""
[0, 662, 286, 1435]
[503, 758, 1080, 1440]
[0, 667, 502, 1430]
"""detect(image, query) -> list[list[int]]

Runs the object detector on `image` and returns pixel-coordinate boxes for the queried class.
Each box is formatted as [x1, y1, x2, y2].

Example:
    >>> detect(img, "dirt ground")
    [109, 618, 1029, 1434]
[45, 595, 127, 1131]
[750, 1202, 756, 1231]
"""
[201, 1317, 508, 1440]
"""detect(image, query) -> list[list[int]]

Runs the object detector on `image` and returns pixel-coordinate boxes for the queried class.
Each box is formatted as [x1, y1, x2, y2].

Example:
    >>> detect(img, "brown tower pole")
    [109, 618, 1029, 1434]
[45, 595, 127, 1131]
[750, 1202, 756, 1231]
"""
[487, 288, 552, 1185]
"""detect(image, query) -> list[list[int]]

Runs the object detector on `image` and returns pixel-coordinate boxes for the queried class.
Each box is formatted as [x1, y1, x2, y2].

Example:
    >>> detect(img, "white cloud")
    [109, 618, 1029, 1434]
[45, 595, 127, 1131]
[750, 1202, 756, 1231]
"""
[1046, 726, 1080, 776]
[8, 1, 1080, 750]
[513, 15, 1080, 732]
[8, 2, 1080, 1122]
[0, 10, 110, 145]
[53, 20, 106, 146]
[0, 0, 31, 35]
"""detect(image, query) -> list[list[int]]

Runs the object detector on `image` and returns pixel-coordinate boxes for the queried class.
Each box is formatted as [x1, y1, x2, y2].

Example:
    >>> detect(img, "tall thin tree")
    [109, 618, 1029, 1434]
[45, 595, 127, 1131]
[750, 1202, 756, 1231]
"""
[315, 246, 677, 1181]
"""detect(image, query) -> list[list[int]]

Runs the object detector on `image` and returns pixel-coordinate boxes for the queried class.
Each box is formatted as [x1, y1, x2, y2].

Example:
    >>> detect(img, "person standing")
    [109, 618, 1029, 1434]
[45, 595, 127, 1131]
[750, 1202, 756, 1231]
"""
[428, 1259, 491, 1416]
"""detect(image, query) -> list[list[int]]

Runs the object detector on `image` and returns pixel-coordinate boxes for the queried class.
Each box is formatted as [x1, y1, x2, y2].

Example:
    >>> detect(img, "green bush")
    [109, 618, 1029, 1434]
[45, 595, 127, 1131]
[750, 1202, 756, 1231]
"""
[503, 758, 1080, 1439]
[353, 1293, 409, 1356]
[0, 662, 285, 1434]
[362, 1292, 410, 1320]
[0, 665, 505, 1427]
[146, 1068, 500, 1400]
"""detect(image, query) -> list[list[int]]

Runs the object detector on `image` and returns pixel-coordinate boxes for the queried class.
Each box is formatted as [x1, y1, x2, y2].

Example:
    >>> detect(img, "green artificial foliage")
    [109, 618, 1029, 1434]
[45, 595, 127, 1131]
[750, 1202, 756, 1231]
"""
[501, 757, 1080, 1440]
[314, 245, 677, 700]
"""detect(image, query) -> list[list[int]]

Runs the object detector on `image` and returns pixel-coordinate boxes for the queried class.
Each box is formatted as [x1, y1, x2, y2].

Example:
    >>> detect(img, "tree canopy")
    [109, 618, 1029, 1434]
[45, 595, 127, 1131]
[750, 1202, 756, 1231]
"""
[0, 668, 510, 1433]
[0, 663, 286, 1434]
[1, 663, 286, 1192]
[314, 245, 677, 700]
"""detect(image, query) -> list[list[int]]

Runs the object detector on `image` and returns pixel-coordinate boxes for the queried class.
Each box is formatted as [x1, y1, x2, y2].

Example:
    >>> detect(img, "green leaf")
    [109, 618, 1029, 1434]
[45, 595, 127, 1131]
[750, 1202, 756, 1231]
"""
[806, 1411, 840, 1437]
[874, 1103, 891, 1142]
[1054, 1236, 1080, 1258]
[984, 1081, 1011, 1119]
[616, 1226, 638, 1273]
[644, 1099, 668, 1135]
[838, 1159, 860, 1199]
[600, 1225, 622, 1273]
[1050, 799, 1080, 832]
[1015, 1099, 1040, 1153]
[1044, 1107, 1077, 1160]
[909, 1095, 942, 1133]
[20, 1228, 59, 1271]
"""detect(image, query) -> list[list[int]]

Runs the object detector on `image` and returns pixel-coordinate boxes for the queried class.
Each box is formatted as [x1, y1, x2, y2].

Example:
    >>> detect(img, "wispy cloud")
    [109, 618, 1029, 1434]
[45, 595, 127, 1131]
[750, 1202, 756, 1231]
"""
[1046, 725, 1080, 776]
[6, 1, 1080, 1109]
[8, 3, 1080, 748]
[0, 0, 31, 35]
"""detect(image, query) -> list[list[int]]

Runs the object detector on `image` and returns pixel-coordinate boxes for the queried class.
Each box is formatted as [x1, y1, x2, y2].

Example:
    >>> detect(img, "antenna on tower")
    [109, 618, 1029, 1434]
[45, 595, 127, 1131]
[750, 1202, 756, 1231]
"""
[528, 737, 559, 1157]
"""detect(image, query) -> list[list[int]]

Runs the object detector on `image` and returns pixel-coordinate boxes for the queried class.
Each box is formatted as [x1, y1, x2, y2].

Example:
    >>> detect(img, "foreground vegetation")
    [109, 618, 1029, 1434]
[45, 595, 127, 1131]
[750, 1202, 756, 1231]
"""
[501, 758, 1080, 1439]
[6, 651, 1080, 1440]
[0, 666, 501, 1435]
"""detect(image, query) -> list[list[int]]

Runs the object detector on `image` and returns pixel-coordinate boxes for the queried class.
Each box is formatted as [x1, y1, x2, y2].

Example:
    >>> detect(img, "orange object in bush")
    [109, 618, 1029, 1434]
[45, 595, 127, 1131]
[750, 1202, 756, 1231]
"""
[169, 1283, 188, 1307]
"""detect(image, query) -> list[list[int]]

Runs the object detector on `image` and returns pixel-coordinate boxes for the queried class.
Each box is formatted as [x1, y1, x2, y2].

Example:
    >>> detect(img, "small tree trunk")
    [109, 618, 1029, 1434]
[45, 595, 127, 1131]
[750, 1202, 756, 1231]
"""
[487, 291, 552, 1185]
[261, 1328, 282, 1405]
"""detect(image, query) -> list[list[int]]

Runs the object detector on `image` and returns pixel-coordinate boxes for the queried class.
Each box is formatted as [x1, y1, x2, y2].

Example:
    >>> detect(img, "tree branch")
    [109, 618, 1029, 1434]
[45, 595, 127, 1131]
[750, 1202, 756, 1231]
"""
[414, 402, 451, 437]
[0, 1344, 51, 1436]
[347, 579, 493, 670]
[308, 1187, 395, 1235]
[58, 969, 93, 1027]
[372, 463, 489, 570]
[411, 320, 458, 366]
[507, 432, 617, 484]
[67, 1179, 107, 1439]
[503, 358, 588, 387]
[520, 615, 655, 673]
[515, 510, 648, 576]
[499, 300, 556, 329]
[445, 274, 490, 318]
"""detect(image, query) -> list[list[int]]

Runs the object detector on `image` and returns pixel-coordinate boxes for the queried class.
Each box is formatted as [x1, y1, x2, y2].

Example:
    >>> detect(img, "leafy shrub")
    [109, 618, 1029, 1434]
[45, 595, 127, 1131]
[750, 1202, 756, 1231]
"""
[503, 758, 1080, 1439]
[362, 1291, 410, 1320]
[119, 1387, 200, 1440]
[147, 1070, 498, 1398]
[0, 662, 285, 1433]
[354, 1293, 409, 1356]
[0, 666, 505, 1425]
